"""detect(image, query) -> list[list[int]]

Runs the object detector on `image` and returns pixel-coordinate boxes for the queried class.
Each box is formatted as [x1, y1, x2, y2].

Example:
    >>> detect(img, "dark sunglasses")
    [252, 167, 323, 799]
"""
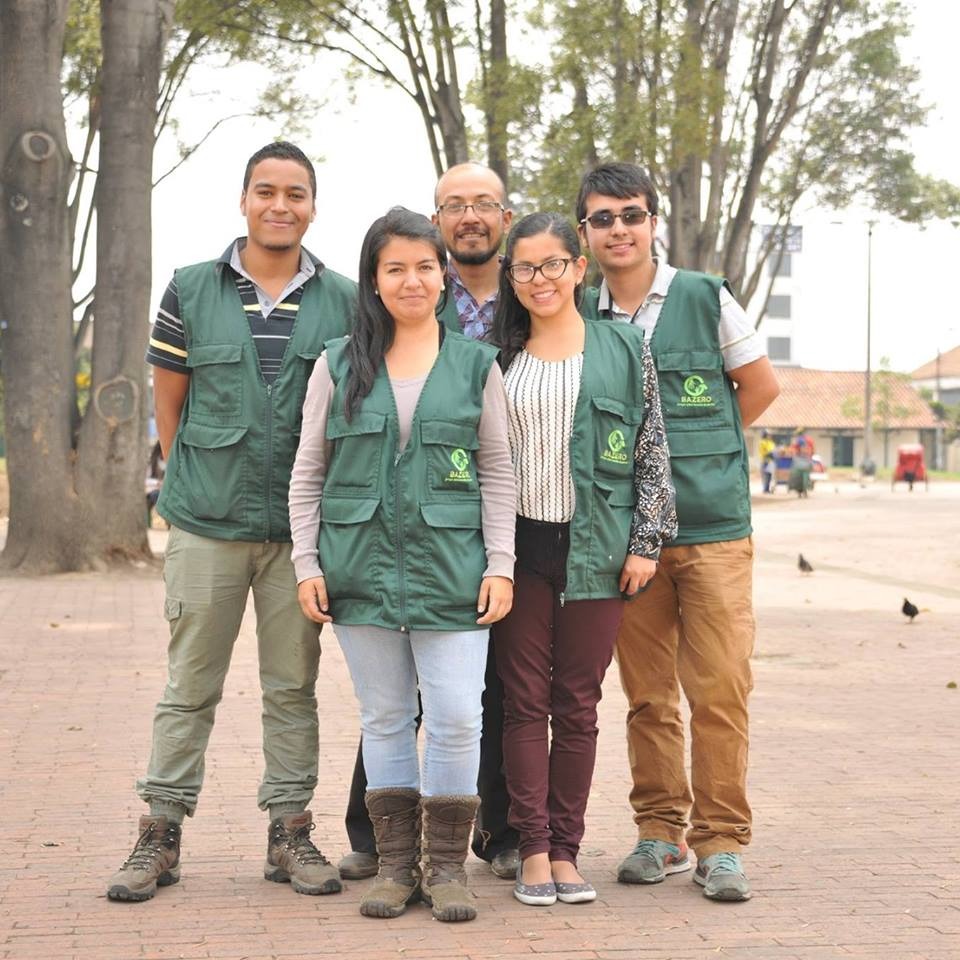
[579, 206, 653, 229]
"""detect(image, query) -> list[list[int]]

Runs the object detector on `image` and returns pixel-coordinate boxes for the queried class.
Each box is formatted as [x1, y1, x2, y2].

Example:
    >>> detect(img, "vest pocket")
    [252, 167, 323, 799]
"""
[324, 412, 387, 492]
[656, 349, 728, 422]
[420, 499, 486, 610]
[420, 420, 481, 494]
[589, 479, 635, 581]
[591, 396, 642, 479]
[186, 343, 244, 421]
[318, 495, 382, 603]
[177, 421, 249, 521]
[667, 429, 748, 528]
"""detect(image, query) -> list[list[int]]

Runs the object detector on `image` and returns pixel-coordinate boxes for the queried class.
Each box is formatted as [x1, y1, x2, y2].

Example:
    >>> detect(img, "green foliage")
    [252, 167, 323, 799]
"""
[509, 0, 960, 284]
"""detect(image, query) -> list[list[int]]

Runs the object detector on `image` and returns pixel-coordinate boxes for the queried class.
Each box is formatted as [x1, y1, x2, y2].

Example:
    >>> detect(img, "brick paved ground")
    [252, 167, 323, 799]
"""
[1, 480, 959, 960]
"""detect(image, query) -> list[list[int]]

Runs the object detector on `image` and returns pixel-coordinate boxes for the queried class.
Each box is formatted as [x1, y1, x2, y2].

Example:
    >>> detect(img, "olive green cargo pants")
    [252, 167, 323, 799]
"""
[136, 526, 321, 815]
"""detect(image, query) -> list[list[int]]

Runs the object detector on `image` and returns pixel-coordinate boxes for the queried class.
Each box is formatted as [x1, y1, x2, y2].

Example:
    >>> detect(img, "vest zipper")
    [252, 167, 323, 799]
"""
[264, 382, 273, 541]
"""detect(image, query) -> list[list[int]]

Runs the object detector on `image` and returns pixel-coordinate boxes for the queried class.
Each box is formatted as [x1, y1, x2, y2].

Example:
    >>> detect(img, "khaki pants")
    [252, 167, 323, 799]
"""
[615, 537, 755, 858]
[137, 527, 321, 815]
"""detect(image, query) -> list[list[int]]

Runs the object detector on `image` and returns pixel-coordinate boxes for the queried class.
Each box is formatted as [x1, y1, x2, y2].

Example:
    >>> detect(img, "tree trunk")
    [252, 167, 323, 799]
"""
[73, 0, 169, 565]
[0, 0, 79, 572]
[484, 0, 509, 190]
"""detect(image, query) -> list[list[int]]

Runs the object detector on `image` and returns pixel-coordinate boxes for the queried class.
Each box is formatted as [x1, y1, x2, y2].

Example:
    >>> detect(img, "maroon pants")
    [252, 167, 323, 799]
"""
[493, 517, 624, 864]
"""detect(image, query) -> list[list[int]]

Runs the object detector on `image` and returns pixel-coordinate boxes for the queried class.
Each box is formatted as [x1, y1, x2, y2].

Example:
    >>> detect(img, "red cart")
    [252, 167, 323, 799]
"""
[892, 443, 928, 491]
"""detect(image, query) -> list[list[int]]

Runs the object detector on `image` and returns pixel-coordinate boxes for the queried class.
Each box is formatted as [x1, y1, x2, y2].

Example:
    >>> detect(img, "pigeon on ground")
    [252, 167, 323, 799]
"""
[902, 598, 920, 623]
[798, 553, 814, 574]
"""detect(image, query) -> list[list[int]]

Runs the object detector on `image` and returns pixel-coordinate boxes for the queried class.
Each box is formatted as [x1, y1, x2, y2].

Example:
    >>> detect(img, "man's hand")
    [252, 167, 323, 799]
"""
[298, 576, 333, 624]
[619, 555, 657, 597]
[477, 576, 513, 625]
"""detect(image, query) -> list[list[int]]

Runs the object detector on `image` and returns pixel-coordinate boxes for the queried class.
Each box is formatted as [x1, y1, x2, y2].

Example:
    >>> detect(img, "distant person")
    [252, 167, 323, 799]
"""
[491, 212, 676, 907]
[338, 162, 521, 885]
[579, 162, 779, 901]
[758, 431, 776, 494]
[289, 207, 515, 922]
[145, 441, 165, 525]
[107, 141, 356, 903]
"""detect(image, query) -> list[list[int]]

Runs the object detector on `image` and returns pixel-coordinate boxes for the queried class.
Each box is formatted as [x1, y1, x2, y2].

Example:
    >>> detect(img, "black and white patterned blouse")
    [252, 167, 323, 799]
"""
[503, 343, 677, 558]
[504, 349, 583, 522]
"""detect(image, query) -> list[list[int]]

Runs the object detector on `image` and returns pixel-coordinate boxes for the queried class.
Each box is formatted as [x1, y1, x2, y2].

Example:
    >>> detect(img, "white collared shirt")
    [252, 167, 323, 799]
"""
[597, 259, 765, 372]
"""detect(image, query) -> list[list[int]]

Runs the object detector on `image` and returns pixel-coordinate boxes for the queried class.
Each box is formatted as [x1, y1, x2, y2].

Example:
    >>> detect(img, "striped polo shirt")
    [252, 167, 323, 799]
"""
[146, 239, 322, 384]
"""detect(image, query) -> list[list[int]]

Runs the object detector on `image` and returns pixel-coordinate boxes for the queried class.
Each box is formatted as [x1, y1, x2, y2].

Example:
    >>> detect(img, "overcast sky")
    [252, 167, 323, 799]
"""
[146, 1, 960, 375]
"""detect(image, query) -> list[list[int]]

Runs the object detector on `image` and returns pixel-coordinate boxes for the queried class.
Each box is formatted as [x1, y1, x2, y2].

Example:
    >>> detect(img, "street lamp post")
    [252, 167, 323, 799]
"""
[862, 220, 876, 476]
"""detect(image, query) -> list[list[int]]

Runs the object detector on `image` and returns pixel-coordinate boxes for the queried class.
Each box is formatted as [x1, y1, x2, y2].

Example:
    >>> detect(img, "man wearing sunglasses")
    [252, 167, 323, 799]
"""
[578, 162, 779, 902]
[336, 162, 521, 884]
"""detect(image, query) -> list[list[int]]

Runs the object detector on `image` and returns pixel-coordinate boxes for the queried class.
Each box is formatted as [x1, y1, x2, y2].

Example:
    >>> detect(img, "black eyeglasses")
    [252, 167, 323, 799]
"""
[579, 206, 653, 229]
[506, 258, 574, 283]
[436, 201, 504, 218]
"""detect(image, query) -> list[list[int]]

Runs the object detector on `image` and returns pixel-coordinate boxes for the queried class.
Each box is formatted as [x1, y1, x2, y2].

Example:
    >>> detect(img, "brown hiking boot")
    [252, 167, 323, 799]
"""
[264, 811, 341, 895]
[360, 788, 422, 919]
[421, 795, 481, 922]
[106, 815, 181, 902]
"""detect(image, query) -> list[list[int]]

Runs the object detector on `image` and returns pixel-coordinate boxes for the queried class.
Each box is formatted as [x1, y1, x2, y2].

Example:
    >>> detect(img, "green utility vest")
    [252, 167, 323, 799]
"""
[562, 319, 649, 600]
[319, 330, 498, 631]
[582, 271, 751, 545]
[158, 258, 356, 542]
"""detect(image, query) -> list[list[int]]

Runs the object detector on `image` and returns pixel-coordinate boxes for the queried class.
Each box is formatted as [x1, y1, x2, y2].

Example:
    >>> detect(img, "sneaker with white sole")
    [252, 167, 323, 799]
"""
[693, 852, 751, 901]
[617, 838, 691, 884]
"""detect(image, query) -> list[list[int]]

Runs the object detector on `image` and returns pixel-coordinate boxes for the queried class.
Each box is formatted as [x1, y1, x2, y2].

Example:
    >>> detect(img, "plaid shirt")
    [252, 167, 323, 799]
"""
[447, 261, 499, 340]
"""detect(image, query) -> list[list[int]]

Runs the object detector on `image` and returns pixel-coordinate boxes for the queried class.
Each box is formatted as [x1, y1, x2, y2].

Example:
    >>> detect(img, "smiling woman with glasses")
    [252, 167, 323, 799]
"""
[489, 212, 677, 908]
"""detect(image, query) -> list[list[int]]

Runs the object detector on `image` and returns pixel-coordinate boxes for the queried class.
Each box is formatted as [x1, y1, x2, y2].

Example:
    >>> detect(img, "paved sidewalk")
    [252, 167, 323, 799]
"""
[1, 482, 959, 960]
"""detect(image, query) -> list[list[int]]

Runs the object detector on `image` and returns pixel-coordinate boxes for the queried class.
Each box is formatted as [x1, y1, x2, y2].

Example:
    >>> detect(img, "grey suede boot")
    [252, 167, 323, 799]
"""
[360, 788, 422, 919]
[421, 794, 481, 922]
[107, 815, 181, 902]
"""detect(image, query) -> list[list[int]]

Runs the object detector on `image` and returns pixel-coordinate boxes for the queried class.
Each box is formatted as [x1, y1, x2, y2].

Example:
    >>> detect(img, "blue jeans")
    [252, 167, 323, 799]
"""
[334, 624, 489, 796]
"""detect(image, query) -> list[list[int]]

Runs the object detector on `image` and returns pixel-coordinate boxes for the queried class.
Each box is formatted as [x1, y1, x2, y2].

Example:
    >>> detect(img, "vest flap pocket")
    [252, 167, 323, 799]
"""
[180, 421, 248, 449]
[321, 495, 381, 524]
[186, 343, 243, 367]
[657, 349, 722, 373]
[325, 411, 387, 440]
[668, 428, 741, 458]
[591, 395, 643, 424]
[595, 479, 635, 507]
[296, 349, 321, 361]
[420, 420, 480, 450]
[420, 500, 482, 529]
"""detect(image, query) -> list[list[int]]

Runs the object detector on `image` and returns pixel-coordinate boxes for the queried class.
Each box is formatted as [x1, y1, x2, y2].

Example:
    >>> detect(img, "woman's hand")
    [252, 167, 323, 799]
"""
[476, 576, 513, 624]
[619, 555, 657, 597]
[298, 576, 333, 624]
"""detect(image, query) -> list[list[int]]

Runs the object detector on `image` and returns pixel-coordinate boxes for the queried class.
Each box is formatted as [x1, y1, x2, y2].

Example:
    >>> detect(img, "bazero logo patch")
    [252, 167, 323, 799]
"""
[446, 448, 473, 483]
[679, 373, 715, 408]
[601, 428, 629, 465]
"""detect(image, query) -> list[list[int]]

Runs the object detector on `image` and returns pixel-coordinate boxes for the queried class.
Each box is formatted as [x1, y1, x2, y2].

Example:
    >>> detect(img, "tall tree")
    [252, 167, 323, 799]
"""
[0, 0, 79, 571]
[518, 0, 960, 306]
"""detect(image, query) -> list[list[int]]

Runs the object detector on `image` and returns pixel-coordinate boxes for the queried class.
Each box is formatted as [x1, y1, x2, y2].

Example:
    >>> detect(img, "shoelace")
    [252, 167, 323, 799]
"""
[280, 822, 330, 865]
[633, 839, 668, 861]
[706, 852, 742, 875]
[121, 822, 173, 870]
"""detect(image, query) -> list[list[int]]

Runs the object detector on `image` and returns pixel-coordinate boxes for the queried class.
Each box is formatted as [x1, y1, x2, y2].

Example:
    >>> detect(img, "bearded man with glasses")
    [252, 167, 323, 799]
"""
[578, 161, 780, 902]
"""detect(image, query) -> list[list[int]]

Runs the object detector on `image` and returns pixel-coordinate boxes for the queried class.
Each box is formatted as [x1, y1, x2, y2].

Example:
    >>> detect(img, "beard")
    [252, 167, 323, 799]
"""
[450, 244, 500, 266]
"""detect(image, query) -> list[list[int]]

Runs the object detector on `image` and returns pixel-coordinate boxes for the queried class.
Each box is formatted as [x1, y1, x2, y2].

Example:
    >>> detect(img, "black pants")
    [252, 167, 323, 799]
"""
[344, 637, 519, 860]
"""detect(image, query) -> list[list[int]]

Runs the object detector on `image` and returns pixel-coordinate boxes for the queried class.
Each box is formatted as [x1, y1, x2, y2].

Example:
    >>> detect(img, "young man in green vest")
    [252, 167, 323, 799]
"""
[578, 162, 780, 902]
[336, 162, 522, 884]
[106, 142, 356, 903]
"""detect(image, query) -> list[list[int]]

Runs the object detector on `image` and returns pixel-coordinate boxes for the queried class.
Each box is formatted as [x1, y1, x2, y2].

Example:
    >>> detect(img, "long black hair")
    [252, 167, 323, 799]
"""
[491, 212, 583, 371]
[344, 206, 448, 420]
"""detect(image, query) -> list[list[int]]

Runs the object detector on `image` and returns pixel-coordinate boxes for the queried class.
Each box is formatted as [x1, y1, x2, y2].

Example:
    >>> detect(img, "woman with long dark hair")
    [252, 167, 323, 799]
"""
[491, 212, 676, 906]
[289, 207, 515, 922]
